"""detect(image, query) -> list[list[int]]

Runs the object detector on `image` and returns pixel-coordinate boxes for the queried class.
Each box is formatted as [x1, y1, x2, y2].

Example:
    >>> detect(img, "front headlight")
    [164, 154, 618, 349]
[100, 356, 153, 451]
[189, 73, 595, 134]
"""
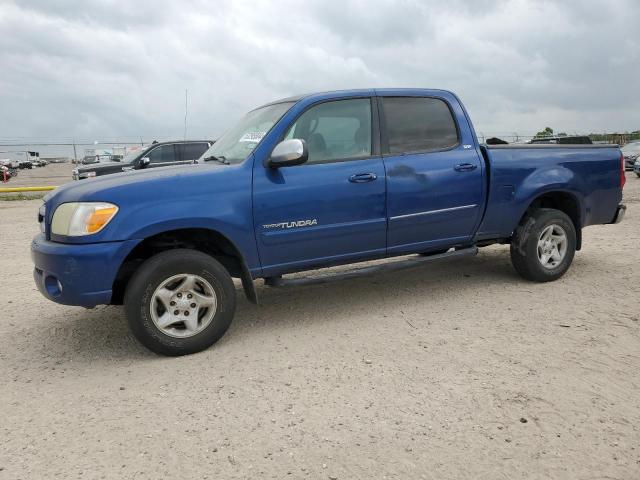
[51, 202, 119, 236]
[38, 204, 46, 233]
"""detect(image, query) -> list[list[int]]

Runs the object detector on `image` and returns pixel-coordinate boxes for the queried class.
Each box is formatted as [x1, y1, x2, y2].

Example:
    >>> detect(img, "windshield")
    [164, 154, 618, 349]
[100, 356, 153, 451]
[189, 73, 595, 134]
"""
[621, 142, 640, 154]
[199, 102, 295, 164]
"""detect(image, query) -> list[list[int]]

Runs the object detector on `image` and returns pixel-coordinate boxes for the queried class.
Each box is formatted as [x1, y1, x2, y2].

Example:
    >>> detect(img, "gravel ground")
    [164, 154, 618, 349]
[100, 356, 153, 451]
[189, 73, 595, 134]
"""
[1, 176, 639, 479]
[2, 162, 75, 188]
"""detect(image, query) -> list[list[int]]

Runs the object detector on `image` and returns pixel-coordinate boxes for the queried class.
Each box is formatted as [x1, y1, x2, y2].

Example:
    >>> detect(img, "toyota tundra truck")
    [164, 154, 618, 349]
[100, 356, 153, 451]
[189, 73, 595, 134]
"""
[31, 89, 627, 356]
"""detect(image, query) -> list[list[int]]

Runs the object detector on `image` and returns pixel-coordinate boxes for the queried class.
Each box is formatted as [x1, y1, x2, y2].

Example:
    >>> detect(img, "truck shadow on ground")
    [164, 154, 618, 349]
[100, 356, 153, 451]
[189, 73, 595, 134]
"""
[25, 248, 528, 361]
[25, 245, 607, 362]
[230, 250, 518, 333]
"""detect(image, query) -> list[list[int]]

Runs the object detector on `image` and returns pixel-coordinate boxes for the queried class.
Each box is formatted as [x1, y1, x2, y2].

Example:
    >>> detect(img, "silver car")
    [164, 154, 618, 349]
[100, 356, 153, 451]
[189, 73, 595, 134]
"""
[621, 141, 640, 171]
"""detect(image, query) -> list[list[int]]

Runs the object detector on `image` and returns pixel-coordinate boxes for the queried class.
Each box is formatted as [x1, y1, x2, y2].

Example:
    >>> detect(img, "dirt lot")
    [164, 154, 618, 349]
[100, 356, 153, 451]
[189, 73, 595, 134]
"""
[1, 177, 639, 479]
[2, 162, 75, 188]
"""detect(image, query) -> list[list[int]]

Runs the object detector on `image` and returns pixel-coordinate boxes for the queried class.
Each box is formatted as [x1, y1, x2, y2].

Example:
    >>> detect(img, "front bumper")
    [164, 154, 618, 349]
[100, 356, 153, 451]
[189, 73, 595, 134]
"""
[610, 204, 626, 224]
[72, 171, 93, 180]
[31, 233, 140, 307]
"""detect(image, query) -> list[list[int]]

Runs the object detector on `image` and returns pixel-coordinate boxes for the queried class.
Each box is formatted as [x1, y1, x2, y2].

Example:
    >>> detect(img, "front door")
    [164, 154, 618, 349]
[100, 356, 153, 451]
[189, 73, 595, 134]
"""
[253, 97, 387, 276]
[143, 143, 191, 169]
[379, 95, 484, 254]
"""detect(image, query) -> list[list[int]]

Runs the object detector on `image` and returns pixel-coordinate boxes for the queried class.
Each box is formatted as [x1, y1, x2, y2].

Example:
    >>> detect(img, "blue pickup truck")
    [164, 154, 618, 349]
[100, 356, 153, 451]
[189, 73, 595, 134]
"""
[32, 89, 627, 355]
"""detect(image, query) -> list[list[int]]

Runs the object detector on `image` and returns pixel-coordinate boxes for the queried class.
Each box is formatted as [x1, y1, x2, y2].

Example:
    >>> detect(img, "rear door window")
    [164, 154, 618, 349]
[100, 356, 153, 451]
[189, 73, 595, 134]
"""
[381, 97, 458, 154]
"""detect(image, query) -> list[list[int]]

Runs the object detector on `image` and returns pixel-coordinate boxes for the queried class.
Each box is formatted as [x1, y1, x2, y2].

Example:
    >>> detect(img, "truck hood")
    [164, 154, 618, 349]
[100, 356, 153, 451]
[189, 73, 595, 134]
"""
[46, 162, 230, 207]
[76, 160, 134, 172]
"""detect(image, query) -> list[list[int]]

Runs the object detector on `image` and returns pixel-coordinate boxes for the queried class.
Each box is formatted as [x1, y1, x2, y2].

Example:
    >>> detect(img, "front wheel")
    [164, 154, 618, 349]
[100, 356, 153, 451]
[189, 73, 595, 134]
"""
[510, 208, 576, 282]
[124, 249, 236, 356]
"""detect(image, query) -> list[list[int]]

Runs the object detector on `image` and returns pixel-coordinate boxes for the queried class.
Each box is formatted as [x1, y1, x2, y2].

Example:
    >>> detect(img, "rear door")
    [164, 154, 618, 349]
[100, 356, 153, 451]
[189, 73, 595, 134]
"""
[253, 97, 387, 276]
[379, 94, 484, 254]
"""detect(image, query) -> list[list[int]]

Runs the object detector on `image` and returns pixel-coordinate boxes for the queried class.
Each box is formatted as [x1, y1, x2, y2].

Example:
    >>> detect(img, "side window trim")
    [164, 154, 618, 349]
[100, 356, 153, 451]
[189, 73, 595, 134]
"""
[276, 96, 381, 166]
[378, 95, 461, 156]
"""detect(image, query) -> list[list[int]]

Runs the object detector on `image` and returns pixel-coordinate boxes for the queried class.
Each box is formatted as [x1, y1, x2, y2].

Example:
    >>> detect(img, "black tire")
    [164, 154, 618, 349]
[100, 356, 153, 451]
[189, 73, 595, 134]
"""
[124, 249, 236, 356]
[510, 208, 576, 282]
[636, 173, 640, 178]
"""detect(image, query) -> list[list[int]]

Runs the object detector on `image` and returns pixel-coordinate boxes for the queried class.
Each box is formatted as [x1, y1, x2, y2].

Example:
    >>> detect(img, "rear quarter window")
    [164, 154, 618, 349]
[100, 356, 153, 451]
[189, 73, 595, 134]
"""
[382, 97, 459, 154]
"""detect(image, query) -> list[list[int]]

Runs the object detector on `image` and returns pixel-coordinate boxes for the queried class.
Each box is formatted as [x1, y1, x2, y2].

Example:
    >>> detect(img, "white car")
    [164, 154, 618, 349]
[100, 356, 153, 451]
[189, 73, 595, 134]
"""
[0, 158, 19, 168]
[621, 141, 640, 171]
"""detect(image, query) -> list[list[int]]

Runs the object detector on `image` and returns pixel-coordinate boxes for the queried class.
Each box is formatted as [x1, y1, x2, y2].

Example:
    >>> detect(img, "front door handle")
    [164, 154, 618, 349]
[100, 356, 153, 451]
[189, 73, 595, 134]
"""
[349, 173, 377, 183]
[454, 163, 478, 172]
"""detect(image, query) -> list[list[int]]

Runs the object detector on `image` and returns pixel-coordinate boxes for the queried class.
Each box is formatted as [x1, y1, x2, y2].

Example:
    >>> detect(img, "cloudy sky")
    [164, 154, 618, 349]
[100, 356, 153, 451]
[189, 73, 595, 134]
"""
[1, 0, 639, 144]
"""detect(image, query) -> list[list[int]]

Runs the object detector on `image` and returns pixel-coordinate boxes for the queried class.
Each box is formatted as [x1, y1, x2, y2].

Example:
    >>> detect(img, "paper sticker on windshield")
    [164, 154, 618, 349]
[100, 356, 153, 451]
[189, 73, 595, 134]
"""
[239, 131, 266, 143]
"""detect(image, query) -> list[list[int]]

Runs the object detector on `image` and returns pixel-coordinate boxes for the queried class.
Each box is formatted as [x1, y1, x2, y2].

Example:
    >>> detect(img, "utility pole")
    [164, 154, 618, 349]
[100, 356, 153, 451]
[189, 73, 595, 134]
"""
[72, 138, 77, 163]
[184, 89, 188, 141]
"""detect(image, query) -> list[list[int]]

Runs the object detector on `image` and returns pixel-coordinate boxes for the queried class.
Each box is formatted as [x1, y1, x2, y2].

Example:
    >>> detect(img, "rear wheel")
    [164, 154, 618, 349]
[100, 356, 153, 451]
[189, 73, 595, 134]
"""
[510, 208, 576, 282]
[124, 249, 236, 356]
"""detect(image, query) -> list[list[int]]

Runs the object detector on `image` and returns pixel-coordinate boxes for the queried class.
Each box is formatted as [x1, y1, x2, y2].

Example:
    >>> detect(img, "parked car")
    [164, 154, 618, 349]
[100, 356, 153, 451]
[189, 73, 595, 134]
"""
[0, 159, 20, 168]
[80, 155, 99, 165]
[634, 158, 640, 177]
[530, 135, 592, 145]
[621, 141, 640, 171]
[18, 160, 34, 169]
[0, 165, 17, 180]
[72, 141, 213, 180]
[32, 88, 626, 356]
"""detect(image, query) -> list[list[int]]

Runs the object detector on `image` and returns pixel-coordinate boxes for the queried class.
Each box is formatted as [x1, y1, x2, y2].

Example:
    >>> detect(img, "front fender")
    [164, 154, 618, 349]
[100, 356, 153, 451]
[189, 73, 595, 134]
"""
[113, 202, 259, 271]
[46, 161, 261, 271]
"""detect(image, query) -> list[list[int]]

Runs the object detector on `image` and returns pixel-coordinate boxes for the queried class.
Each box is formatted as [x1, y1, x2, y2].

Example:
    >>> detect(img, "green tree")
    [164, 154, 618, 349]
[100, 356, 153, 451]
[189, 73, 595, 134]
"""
[534, 127, 554, 138]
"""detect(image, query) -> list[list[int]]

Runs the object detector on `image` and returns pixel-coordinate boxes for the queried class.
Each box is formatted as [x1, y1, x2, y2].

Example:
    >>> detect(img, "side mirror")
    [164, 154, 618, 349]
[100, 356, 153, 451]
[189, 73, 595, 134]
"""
[140, 157, 150, 167]
[267, 139, 308, 168]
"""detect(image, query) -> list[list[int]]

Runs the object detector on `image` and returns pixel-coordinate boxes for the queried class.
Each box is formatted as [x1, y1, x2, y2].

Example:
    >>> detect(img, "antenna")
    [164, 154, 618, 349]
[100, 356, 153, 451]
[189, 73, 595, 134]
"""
[183, 89, 188, 140]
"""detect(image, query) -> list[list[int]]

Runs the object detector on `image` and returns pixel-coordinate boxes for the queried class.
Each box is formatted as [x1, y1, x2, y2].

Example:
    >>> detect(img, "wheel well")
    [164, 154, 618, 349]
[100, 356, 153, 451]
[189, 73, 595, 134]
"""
[111, 228, 250, 305]
[522, 191, 582, 250]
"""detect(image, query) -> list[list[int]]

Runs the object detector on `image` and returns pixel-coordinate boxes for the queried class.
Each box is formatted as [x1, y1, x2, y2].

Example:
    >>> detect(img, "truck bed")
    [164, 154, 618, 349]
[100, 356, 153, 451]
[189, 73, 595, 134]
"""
[477, 143, 622, 240]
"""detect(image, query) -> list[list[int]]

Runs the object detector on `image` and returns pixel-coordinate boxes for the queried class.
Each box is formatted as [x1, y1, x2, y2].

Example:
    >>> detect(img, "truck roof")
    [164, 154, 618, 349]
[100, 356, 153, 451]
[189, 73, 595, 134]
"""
[257, 88, 456, 110]
[147, 140, 214, 145]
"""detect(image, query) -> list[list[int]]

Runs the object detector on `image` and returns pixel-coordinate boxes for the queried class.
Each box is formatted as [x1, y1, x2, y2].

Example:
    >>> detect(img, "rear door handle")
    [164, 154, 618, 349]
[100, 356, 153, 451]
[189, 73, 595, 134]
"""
[454, 163, 478, 172]
[349, 173, 377, 183]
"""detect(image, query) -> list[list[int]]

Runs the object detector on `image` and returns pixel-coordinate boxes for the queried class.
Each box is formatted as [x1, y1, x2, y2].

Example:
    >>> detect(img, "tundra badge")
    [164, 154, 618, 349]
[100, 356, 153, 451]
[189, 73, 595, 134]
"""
[263, 219, 318, 229]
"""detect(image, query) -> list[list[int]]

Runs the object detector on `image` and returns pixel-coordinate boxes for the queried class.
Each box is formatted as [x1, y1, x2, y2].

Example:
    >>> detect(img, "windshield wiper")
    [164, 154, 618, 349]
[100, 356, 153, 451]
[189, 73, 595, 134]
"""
[202, 155, 230, 165]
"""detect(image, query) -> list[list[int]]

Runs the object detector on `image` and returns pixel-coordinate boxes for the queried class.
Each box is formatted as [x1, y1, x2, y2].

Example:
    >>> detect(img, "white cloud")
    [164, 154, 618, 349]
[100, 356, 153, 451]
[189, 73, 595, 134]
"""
[0, 0, 638, 143]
